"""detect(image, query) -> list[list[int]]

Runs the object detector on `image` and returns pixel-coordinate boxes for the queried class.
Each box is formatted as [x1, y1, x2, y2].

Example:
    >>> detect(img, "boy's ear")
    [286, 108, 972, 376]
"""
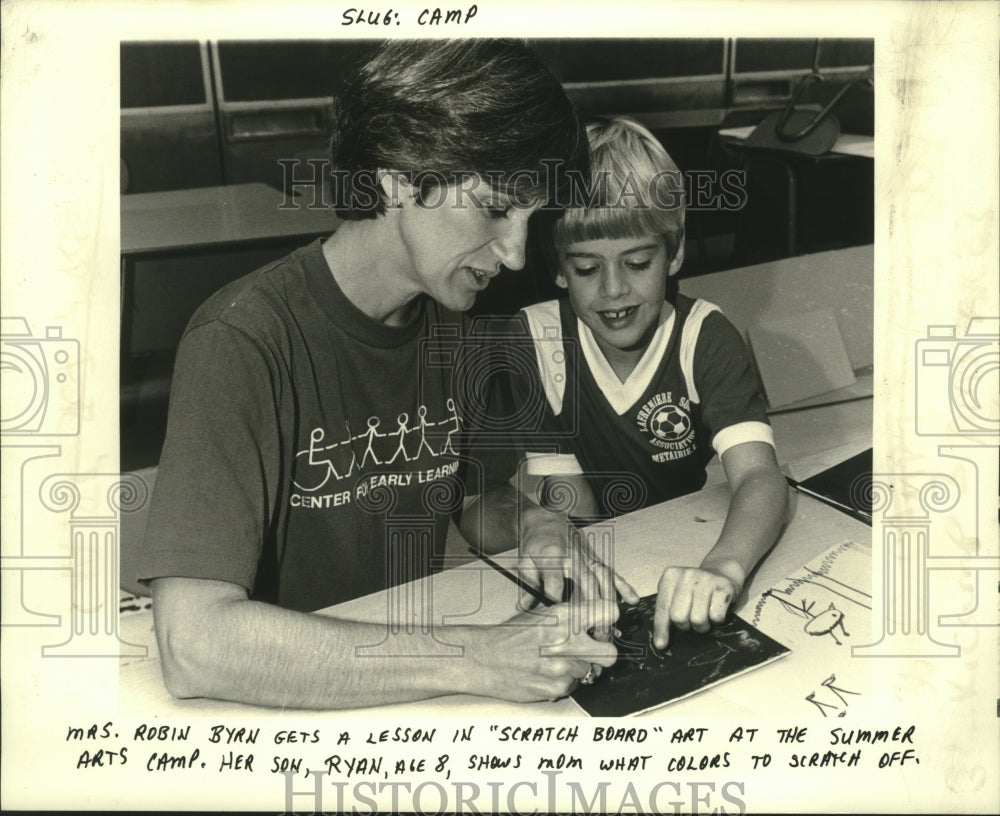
[378, 170, 413, 209]
[554, 270, 569, 290]
[667, 239, 685, 277]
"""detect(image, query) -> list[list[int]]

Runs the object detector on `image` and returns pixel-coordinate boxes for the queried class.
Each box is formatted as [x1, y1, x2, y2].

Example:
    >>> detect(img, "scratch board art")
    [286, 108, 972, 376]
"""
[571, 595, 790, 717]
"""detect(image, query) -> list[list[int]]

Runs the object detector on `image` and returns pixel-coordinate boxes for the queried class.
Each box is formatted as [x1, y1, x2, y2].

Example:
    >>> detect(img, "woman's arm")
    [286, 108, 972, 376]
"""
[151, 575, 620, 709]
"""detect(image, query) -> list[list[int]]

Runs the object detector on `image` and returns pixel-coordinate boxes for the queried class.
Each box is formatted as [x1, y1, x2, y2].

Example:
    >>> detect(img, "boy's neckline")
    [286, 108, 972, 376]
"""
[577, 302, 678, 417]
[590, 301, 675, 384]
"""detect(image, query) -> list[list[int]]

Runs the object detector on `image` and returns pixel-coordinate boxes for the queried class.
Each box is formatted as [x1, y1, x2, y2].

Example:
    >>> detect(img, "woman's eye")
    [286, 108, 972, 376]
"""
[486, 206, 510, 219]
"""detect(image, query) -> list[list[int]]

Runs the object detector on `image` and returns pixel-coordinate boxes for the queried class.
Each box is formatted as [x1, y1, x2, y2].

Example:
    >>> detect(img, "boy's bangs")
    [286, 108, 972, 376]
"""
[555, 202, 674, 246]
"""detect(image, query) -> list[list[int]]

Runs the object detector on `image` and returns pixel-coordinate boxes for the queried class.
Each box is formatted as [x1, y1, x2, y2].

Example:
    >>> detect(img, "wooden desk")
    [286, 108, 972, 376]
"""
[119, 418, 872, 719]
[120, 184, 337, 370]
[121, 183, 337, 257]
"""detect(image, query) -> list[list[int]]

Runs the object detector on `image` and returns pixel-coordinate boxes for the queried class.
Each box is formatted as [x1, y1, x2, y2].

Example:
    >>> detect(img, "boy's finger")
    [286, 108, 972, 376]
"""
[689, 580, 716, 633]
[708, 585, 732, 625]
[670, 587, 694, 632]
[652, 609, 671, 650]
[653, 580, 677, 649]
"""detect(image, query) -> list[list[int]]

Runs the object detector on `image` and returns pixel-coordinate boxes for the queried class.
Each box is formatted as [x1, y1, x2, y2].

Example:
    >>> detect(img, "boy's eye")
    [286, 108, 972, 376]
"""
[570, 264, 599, 276]
[625, 258, 653, 271]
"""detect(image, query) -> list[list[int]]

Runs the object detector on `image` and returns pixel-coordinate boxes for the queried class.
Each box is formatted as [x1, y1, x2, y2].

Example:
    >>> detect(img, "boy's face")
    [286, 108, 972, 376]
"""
[555, 234, 683, 359]
[395, 174, 540, 312]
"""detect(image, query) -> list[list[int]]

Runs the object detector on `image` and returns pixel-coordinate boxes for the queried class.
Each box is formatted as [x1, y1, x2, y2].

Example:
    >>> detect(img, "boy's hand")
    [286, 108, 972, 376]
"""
[652, 563, 744, 649]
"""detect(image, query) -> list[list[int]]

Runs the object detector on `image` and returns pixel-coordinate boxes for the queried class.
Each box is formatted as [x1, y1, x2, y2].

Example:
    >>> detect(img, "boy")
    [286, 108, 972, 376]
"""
[138, 40, 619, 710]
[511, 118, 789, 649]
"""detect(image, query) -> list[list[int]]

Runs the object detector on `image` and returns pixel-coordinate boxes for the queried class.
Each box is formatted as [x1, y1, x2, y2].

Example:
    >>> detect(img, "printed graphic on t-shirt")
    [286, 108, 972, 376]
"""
[635, 391, 697, 463]
[291, 398, 463, 507]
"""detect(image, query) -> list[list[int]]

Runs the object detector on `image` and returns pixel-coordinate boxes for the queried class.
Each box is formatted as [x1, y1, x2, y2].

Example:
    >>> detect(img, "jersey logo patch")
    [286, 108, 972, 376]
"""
[636, 392, 696, 461]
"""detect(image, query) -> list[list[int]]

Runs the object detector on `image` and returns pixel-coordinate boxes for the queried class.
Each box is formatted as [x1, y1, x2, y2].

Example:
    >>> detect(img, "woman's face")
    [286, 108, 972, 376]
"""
[396, 174, 541, 312]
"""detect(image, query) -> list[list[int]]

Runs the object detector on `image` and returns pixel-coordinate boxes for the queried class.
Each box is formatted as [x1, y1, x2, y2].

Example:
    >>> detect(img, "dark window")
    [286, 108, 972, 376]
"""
[817, 39, 874, 69]
[121, 41, 206, 108]
[734, 38, 873, 73]
[531, 39, 726, 83]
[216, 40, 379, 102]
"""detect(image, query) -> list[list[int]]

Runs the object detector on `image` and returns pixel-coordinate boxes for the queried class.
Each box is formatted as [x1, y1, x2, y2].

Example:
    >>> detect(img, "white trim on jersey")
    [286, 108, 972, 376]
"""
[679, 298, 721, 405]
[522, 300, 567, 416]
[578, 304, 677, 416]
[525, 451, 584, 476]
[713, 421, 775, 458]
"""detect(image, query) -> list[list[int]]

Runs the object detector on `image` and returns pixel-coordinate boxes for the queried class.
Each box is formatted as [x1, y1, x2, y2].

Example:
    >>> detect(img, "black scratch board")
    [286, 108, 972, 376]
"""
[571, 595, 790, 717]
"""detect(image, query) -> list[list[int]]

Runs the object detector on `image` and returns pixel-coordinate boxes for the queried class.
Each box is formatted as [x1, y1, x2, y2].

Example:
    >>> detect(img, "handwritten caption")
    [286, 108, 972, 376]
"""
[66, 720, 919, 774]
[341, 6, 479, 27]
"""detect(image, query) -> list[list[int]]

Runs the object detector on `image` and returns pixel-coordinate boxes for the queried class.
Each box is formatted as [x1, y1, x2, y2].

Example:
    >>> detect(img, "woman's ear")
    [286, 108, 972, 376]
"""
[378, 170, 413, 209]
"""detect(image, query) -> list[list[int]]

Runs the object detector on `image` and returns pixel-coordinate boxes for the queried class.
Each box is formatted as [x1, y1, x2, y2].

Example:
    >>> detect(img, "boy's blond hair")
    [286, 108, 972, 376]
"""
[553, 117, 686, 263]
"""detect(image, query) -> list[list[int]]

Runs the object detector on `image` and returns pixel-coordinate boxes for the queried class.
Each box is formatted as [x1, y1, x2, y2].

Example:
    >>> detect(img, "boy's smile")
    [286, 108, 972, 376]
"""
[556, 234, 683, 378]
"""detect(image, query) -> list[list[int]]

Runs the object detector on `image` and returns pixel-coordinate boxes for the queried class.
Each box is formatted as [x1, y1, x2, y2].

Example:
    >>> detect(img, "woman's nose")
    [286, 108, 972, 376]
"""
[490, 211, 530, 271]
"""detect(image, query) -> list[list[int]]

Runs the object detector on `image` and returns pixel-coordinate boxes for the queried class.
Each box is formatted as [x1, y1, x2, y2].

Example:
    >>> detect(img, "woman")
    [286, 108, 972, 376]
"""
[140, 39, 621, 710]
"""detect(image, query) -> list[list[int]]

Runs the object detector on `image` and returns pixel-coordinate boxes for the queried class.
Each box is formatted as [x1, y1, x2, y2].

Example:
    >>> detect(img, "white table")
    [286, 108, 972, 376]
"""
[119, 406, 872, 719]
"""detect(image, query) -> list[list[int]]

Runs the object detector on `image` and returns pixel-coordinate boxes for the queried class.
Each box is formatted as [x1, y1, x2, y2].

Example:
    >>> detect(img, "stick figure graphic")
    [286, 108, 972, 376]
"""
[337, 420, 358, 478]
[440, 398, 463, 455]
[414, 405, 437, 458]
[358, 416, 384, 468]
[387, 413, 413, 463]
[293, 427, 340, 491]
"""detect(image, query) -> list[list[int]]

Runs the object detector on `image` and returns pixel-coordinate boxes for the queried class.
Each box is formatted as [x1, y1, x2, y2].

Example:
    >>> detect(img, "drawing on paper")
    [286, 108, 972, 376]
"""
[751, 542, 872, 649]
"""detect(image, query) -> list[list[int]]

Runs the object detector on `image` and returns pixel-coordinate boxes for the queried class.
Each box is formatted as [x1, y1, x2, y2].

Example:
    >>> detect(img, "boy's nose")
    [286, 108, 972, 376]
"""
[601, 266, 629, 298]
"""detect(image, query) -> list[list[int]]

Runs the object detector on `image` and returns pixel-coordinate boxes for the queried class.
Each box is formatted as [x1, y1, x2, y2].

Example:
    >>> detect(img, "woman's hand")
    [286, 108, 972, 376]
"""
[518, 509, 639, 607]
[461, 600, 621, 702]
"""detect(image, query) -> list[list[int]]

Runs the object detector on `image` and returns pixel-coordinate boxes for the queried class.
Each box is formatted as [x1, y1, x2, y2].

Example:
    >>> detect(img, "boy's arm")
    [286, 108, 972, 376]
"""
[151, 575, 620, 709]
[652, 441, 788, 648]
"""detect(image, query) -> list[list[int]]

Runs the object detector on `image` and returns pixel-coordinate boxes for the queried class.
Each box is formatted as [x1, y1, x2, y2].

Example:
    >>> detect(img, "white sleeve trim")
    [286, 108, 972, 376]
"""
[521, 301, 566, 416]
[525, 451, 584, 476]
[679, 298, 721, 404]
[713, 421, 775, 458]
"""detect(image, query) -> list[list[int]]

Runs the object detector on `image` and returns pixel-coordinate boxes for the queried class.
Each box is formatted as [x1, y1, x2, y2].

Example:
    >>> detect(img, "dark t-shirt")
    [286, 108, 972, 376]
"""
[509, 295, 772, 517]
[139, 239, 513, 612]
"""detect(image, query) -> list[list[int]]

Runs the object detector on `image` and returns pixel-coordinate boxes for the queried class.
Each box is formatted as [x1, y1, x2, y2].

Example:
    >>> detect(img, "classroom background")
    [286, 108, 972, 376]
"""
[119, 37, 875, 472]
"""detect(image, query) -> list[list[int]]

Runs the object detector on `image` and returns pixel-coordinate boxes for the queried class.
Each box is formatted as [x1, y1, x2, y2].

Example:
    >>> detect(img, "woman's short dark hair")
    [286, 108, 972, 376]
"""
[330, 39, 589, 220]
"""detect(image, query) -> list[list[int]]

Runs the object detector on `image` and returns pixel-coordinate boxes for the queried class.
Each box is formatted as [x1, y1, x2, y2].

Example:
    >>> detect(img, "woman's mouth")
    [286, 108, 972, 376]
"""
[465, 267, 491, 288]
